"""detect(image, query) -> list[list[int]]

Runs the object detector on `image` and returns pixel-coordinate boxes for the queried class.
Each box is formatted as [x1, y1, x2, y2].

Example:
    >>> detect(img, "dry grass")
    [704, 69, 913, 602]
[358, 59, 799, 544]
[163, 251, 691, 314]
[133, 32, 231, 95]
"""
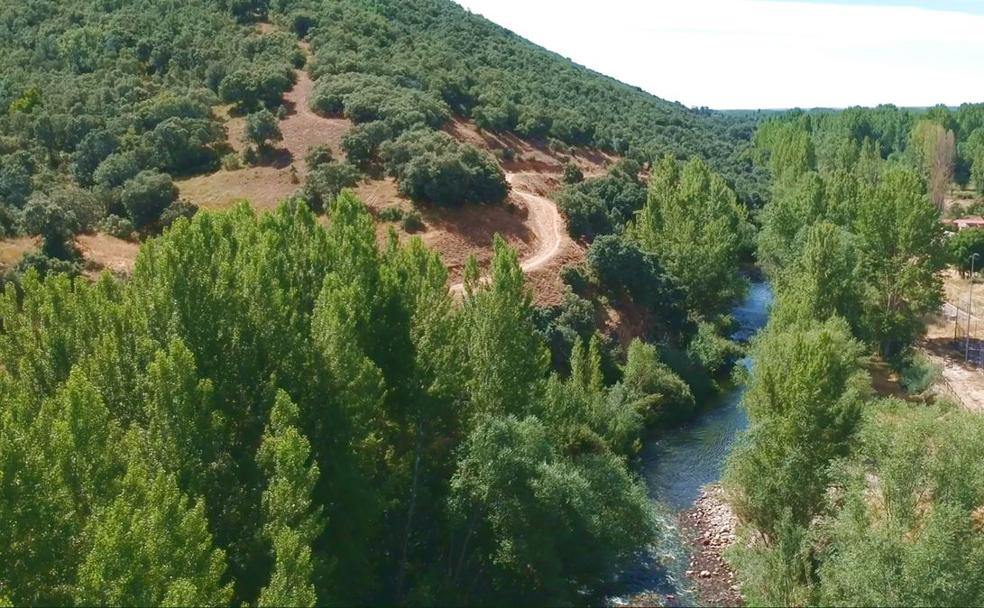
[0, 236, 38, 271]
[76, 233, 139, 278]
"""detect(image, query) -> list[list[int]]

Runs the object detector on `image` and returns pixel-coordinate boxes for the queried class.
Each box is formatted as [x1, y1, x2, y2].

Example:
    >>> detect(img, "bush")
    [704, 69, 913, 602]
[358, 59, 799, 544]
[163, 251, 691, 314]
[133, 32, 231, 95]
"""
[121, 170, 178, 228]
[586, 235, 689, 337]
[98, 214, 135, 240]
[558, 169, 646, 238]
[687, 321, 743, 377]
[220, 153, 242, 171]
[622, 339, 696, 424]
[400, 210, 424, 232]
[19, 194, 81, 260]
[899, 352, 941, 394]
[376, 207, 404, 223]
[562, 162, 584, 184]
[219, 65, 294, 112]
[304, 144, 334, 169]
[159, 200, 198, 230]
[15, 252, 82, 278]
[243, 109, 282, 153]
[301, 161, 361, 213]
[380, 130, 507, 206]
[560, 264, 591, 295]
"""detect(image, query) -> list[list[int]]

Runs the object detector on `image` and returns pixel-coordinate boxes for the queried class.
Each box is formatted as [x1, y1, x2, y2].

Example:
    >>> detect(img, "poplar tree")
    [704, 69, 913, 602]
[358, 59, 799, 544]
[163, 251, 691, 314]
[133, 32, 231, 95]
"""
[75, 439, 232, 607]
[257, 391, 324, 608]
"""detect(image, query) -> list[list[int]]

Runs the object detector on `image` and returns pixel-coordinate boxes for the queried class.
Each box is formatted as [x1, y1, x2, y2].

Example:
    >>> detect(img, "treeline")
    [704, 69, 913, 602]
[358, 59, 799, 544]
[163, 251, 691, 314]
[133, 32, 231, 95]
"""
[755, 103, 984, 206]
[723, 106, 984, 605]
[270, 0, 767, 205]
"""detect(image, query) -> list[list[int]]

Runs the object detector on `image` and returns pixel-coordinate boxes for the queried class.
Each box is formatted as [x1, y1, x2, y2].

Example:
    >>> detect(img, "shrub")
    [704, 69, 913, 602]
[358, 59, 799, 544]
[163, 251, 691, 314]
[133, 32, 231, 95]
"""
[159, 200, 198, 230]
[98, 214, 135, 240]
[121, 170, 178, 228]
[15, 252, 82, 278]
[301, 162, 361, 213]
[304, 144, 334, 169]
[400, 210, 424, 232]
[243, 109, 282, 153]
[560, 264, 591, 295]
[220, 153, 242, 171]
[562, 162, 584, 184]
[899, 352, 941, 394]
[19, 194, 81, 260]
[376, 207, 405, 223]
[380, 130, 507, 206]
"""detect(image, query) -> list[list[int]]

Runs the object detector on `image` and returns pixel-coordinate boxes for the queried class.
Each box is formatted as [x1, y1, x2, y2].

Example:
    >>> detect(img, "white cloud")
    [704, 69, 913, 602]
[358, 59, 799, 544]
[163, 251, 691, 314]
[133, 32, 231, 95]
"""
[453, 0, 984, 109]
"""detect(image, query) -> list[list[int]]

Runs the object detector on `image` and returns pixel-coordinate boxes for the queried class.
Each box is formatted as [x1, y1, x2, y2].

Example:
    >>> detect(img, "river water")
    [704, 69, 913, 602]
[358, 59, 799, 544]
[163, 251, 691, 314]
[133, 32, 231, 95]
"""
[608, 282, 772, 606]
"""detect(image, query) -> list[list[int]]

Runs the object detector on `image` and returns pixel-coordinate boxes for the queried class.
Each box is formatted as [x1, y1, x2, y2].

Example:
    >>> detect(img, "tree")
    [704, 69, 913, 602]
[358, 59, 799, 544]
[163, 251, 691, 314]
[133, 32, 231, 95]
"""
[631, 156, 750, 316]
[0, 368, 124, 605]
[75, 441, 233, 607]
[244, 109, 282, 154]
[771, 221, 863, 333]
[853, 167, 945, 357]
[947, 228, 984, 277]
[622, 338, 695, 424]
[301, 161, 361, 213]
[380, 130, 508, 206]
[819, 400, 984, 607]
[448, 415, 655, 604]
[725, 317, 867, 536]
[911, 120, 955, 209]
[121, 170, 178, 228]
[19, 194, 80, 260]
[461, 236, 549, 419]
[256, 391, 324, 608]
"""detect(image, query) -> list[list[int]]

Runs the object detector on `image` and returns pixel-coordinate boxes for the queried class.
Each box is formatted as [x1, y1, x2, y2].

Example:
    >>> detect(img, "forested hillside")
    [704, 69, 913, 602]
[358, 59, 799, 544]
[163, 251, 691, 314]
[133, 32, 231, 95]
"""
[298, 0, 766, 203]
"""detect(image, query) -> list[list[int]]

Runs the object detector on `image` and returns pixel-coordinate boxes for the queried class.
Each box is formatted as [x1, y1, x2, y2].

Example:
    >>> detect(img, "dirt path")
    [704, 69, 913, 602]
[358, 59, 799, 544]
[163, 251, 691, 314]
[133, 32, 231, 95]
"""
[178, 36, 350, 210]
[449, 172, 569, 295]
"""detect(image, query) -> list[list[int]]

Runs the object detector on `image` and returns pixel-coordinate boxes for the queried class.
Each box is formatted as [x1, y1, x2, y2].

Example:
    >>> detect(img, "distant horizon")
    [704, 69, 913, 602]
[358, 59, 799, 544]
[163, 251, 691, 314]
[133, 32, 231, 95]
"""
[453, 0, 984, 110]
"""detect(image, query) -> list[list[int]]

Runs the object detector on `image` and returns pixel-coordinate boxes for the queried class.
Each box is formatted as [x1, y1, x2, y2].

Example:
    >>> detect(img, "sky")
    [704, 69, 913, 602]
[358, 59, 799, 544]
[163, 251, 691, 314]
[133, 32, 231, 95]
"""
[453, 0, 984, 110]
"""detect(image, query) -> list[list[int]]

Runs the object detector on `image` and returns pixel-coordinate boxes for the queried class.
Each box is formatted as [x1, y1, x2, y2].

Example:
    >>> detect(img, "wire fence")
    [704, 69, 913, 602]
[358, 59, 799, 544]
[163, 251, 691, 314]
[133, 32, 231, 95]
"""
[943, 302, 984, 366]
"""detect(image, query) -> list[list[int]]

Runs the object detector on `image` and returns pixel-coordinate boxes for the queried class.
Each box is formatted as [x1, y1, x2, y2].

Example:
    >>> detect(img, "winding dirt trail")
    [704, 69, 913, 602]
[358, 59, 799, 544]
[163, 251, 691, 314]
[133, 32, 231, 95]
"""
[449, 172, 569, 295]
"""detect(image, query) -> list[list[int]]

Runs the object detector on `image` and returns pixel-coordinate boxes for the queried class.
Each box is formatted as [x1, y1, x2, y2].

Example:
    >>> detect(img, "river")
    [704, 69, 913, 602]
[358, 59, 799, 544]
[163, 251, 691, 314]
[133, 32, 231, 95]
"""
[609, 282, 773, 606]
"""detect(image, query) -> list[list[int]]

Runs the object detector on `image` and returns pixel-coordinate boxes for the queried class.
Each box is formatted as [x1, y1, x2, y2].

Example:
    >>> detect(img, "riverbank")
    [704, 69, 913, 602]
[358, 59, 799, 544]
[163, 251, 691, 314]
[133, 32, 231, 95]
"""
[679, 485, 742, 606]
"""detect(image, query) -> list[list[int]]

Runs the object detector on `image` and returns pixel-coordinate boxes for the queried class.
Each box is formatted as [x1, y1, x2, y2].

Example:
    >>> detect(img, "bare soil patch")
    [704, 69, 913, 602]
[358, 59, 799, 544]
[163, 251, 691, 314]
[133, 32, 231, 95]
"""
[179, 62, 351, 211]
[76, 233, 139, 278]
[922, 312, 984, 412]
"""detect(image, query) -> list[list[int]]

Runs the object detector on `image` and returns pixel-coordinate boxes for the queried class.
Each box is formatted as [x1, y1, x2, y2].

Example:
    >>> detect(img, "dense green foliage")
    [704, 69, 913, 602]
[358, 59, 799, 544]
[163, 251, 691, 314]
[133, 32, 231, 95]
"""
[631, 157, 753, 317]
[0, 0, 299, 242]
[724, 104, 979, 607]
[0, 195, 664, 606]
[754, 113, 945, 359]
[380, 130, 507, 206]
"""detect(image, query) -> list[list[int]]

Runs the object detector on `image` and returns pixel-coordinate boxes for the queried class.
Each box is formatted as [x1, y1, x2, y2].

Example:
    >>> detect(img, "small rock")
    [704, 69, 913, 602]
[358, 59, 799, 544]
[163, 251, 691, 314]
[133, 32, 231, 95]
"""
[699, 570, 711, 578]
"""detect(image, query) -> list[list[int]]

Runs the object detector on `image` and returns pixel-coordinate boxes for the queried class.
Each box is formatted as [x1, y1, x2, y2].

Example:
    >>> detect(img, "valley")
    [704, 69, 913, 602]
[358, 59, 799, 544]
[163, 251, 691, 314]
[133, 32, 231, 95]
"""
[1, 1, 984, 607]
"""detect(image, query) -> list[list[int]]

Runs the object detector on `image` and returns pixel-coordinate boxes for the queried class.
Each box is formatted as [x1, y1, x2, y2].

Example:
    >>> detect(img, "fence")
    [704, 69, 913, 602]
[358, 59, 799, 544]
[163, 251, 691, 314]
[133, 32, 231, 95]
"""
[944, 302, 984, 366]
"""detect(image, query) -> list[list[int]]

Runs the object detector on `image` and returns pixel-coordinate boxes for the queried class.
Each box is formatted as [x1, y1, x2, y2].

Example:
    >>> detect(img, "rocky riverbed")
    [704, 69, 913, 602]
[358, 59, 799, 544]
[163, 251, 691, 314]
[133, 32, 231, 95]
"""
[678, 485, 742, 607]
